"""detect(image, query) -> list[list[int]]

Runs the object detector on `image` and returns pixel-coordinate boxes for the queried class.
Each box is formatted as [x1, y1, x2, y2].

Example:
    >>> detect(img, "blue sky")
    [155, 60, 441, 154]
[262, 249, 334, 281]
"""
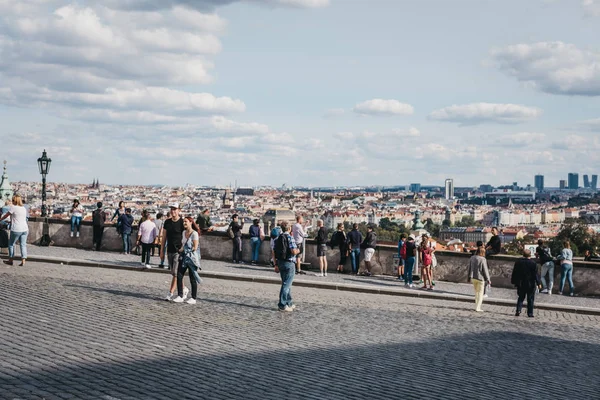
[1, 0, 599, 188]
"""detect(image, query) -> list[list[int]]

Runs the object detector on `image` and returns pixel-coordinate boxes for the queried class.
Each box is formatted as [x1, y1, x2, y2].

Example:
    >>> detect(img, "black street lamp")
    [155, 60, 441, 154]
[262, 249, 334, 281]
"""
[37, 149, 52, 217]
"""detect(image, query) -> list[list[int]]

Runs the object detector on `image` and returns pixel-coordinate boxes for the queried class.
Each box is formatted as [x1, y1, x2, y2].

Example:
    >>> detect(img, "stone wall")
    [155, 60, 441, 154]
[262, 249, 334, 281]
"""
[22, 218, 600, 295]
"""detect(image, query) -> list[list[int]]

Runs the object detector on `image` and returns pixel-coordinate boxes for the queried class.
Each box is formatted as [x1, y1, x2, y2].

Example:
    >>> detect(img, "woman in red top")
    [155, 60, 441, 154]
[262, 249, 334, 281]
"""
[420, 235, 435, 291]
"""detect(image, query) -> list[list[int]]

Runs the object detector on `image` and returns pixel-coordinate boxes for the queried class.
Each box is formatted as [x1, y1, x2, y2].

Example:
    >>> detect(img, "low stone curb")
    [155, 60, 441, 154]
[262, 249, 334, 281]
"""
[5, 254, 600, 316]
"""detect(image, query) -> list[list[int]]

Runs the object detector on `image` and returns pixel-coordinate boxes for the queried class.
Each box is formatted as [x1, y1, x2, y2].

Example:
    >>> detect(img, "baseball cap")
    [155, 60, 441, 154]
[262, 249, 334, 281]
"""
[168, 203, 180, 209]
[408, 234, 415, 240]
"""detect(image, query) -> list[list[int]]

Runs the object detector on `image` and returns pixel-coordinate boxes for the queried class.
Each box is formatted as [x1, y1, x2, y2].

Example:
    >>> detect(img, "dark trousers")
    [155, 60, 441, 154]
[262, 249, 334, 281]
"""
[141, 243, 153, 264]
[92, 226, 104, 251]
[232, 237, 242, 262]
[177, 263, 198, 300]
[516, 286, 536, 316]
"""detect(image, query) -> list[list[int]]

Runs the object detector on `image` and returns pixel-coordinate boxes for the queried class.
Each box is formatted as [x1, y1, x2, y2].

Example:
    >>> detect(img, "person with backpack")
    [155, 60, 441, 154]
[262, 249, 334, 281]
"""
[535, 239, 554, 295]
[249, 218, 264, 265]
[92, 202, 107, 251]
[404, 234, 417, 288]
[397, 233, 407, 281]
[330, 223, 348, 273]
[360, 225, 377, 276]
[229, 214, 244, 264]
[270, 224, 282, 271]
[274, 221, 300, 312]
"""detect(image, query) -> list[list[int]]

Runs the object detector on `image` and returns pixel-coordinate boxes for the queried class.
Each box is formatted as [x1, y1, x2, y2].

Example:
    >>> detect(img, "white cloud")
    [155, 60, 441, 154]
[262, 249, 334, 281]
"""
[499, 132, 547, 147]
[552, 134, 600, 151]
[429, 103, 542, 125]
[353, 99, 414, 116]
[490, 42, 600, 96]
[583, 0, 600, 16]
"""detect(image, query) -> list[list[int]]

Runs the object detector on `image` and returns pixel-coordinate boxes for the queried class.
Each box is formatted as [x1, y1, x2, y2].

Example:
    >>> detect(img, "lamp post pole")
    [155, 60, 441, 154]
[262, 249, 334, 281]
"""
[41, 173, 47, 217]
[37, 150, 52, 218]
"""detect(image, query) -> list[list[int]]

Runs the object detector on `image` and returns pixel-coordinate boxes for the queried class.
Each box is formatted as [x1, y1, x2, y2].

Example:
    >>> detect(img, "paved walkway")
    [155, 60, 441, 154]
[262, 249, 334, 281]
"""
[16, 245, 600, 312]
[1, 262, 600, 399]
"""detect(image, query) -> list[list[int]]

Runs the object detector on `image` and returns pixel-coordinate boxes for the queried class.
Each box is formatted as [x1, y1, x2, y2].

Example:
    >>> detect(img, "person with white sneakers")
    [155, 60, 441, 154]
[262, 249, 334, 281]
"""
[70, 199, 84, 238]
[315, 219, 328, 277]
[137, 210, 158, 269]
[172, 217, 202, 305]
[160, 203, 188, 301]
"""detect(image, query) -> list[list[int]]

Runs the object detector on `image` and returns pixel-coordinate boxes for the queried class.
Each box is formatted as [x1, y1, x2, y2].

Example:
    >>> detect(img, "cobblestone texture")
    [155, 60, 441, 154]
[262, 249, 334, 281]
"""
[1, 261, 600, 399]
[22, 245, 600, 309]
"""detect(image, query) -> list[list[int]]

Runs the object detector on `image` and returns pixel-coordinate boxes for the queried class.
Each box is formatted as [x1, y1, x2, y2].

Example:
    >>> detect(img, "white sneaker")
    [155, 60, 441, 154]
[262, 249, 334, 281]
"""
[409, 284, 415, 288]
[70, 232, 74, 238]
[324, 272, 328, 277]
[315, 272, 323, 277]
[182, 287, 189, 299]
[278, 306, 293, 312]
[145, 264, 152, 269]
[541, 289, 548, 294]
[548, 290, 552, 296]
[172, 296, 184, 303]
[76, 232, 80, 238]
[483, 294, 488, 298]
[186, 298, 196, 305]
[165, 293, 173, 301]
[141, 262, 146, 266]
[290, 304, 297, 310]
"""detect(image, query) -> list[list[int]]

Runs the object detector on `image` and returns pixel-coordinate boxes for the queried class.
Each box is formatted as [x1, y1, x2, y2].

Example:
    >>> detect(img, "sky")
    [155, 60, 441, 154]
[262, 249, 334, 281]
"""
[1, 0, 600, 188]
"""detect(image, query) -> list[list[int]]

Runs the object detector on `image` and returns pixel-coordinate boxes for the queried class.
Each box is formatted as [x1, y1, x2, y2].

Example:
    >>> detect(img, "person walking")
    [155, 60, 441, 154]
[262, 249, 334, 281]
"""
[292, 216, 308, 274]
[535, 239, 555, 295]
[111, 201, 126, 236]
[557, 240, 575, 296]
[347, 223, 363, 275]
[468, 246, 491, 312]
[248, 218, 264, 265]
[172, 217, 202, 305]
[70, 199, 84, 238]
[274, 221, 300, 312]
[229, 214, 244, 264]
[404, 234, 417, 288]
[360, 225, 377, 276]
[160, 204, 187, 301]
[315, 219, 328, 277]
[330, 223, 348, 273]
[196, 209, 214, 234]
[92, 202, 106, 251]
[420, 235, 435, 290]
[0, 195, 29, 266]
[511, 249, 542, 317]
[137, 211, 158, 268]
[118, 208, 134, 254]
[397, 233, 407, 282]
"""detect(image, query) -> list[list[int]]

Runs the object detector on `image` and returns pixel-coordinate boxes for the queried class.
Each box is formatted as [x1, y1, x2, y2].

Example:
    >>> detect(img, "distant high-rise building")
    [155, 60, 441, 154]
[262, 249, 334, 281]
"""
[592, 175, 598, 190]
[559, 180, 566, 190]
[479, 184, 493, 193]
[584, 174, 591, 188]
[444, 179, 454, 200]
[568, 173, 579, 190]
[534, 175, 544, 193]
[410, 183, 421, 193]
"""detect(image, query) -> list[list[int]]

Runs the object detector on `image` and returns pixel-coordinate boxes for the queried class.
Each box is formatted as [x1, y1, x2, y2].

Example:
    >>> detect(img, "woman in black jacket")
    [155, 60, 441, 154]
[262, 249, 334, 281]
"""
[316, 219, 328, 277]
[331, 223, 348, 273]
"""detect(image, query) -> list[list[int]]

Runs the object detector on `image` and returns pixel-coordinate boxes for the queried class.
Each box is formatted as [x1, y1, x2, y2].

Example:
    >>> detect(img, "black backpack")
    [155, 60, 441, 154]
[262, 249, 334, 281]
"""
[540, 247, 553, 263]
[274, 234, 292, 260]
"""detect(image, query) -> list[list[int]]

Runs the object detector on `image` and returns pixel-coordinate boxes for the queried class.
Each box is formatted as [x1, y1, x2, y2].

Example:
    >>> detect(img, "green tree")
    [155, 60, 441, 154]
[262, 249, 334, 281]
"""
[549, 222, 600, 257]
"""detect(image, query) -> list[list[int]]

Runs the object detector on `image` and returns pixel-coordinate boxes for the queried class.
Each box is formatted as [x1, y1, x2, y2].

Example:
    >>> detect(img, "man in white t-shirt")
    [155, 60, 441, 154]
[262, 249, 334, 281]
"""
[292, 216, 308, 275]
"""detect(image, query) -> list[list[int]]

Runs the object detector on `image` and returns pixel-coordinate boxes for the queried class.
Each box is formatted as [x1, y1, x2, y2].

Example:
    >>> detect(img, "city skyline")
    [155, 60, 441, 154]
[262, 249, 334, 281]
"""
[1, 1, 600, 186]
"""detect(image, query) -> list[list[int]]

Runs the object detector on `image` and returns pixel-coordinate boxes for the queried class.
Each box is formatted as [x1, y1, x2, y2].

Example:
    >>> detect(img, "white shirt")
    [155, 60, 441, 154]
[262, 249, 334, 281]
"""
[9, 205, 28, 232]
[138, 220, 158, 244]
[71, 205, 84, 218]
[292, 223, 306, 244]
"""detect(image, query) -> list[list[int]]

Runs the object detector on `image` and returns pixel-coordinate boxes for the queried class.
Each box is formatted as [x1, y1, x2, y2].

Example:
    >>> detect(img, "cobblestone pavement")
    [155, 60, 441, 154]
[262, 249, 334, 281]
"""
[23, 246, 600, 309]
[1, 262, 600, 399]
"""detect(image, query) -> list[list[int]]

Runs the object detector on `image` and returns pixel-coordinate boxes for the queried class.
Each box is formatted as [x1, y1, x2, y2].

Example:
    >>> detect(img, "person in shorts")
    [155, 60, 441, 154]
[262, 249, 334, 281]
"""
[292, 216, 308, 274]
[315, 219, 328, 277]
[360, 225, 377, 276]
[160, 203, 188, 301]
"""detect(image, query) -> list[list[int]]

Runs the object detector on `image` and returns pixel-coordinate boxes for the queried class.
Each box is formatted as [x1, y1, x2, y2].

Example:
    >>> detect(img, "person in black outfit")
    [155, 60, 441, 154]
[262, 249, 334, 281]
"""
[331, 223, 348, 273]
[511, 249, 542, 317]
[160, 204, 186, 301]
[92, 202, 106, 251]
[485, 227, 502, 257]
[230, 214, 244, 263]
[315, 219, 328, 276]
[347, 223, 363, 275]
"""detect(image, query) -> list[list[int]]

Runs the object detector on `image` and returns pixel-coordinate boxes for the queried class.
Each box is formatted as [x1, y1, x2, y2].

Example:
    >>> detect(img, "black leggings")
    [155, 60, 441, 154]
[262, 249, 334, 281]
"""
[141, 243, 153, 264]
[177, 263, 198, 300]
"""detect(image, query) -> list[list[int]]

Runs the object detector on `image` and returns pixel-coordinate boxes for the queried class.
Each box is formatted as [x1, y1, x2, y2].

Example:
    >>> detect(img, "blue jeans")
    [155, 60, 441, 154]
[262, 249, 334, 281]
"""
[278, 260, 295, 309]
[250, 237, 261, 262]
[71, 216, 82, 233]
[560, 263, 574, 294]
[122, 233, 131, 254]
[350, 248, 361, 274]
[405, 256, 415, 284]
[8, 231, 28, 259]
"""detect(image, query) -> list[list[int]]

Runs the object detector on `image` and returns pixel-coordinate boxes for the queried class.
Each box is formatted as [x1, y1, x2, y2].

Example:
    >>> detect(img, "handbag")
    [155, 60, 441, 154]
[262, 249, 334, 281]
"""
[227, 225, 235, 239]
